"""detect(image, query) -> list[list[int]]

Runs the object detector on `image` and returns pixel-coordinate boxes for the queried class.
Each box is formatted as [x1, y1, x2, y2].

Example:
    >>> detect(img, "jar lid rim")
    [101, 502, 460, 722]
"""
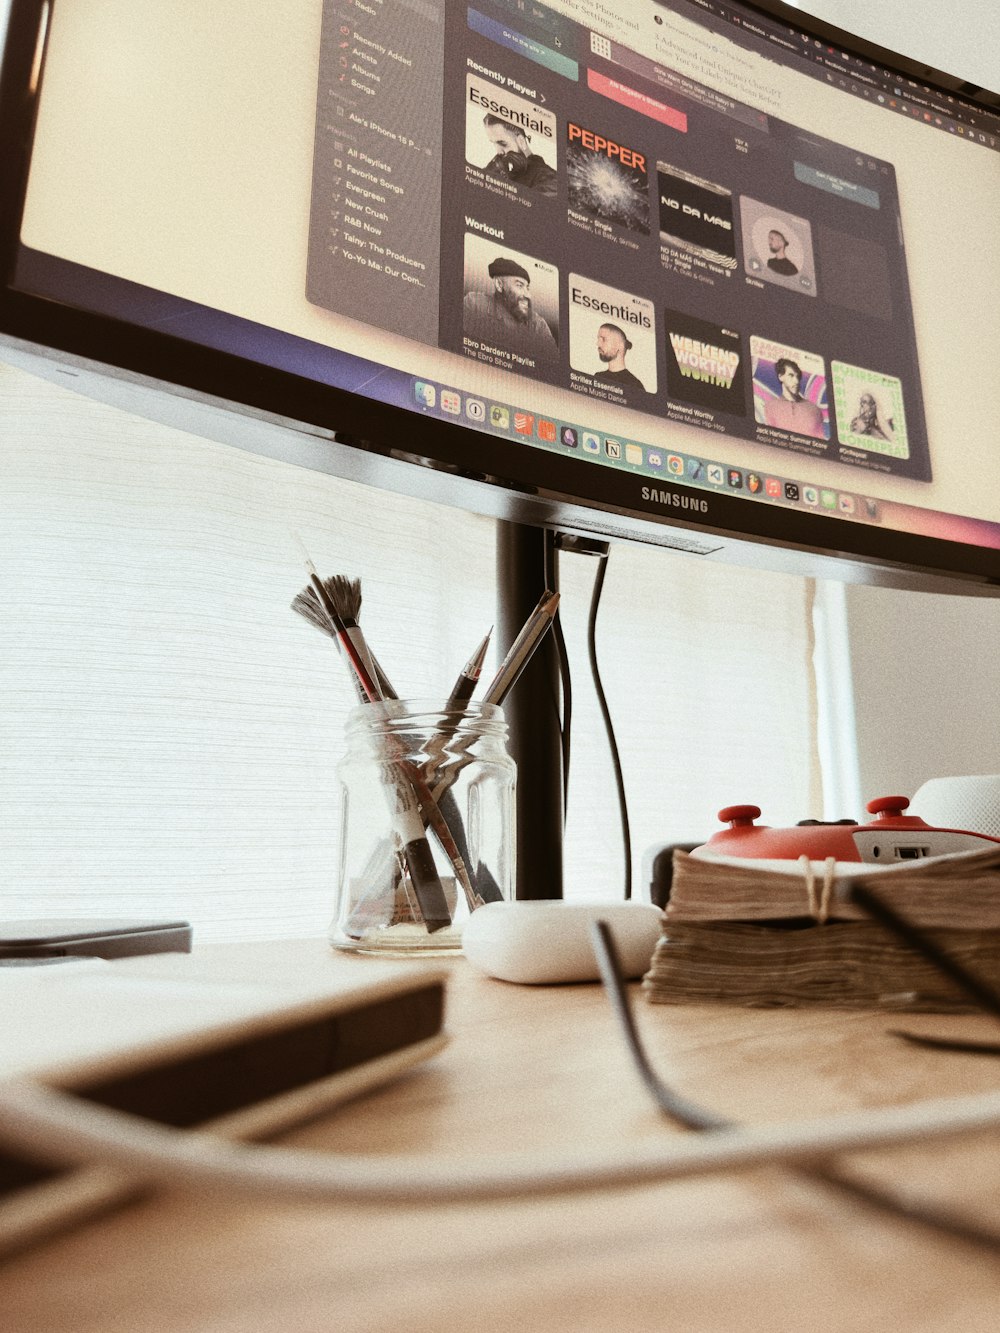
[345, 698, 507, 723]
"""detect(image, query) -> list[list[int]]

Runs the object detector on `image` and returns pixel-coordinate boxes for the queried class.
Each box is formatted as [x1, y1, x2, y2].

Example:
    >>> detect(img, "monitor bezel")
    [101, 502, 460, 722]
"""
[2, 0, 999, 595]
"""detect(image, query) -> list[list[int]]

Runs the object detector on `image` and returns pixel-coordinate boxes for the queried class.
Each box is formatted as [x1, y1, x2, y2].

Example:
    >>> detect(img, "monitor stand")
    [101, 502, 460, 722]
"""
[496, 522, 564, 900]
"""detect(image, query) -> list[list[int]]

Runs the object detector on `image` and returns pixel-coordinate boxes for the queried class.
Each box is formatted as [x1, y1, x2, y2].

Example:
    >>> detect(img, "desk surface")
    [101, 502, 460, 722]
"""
[3, 943, 1000, 1331]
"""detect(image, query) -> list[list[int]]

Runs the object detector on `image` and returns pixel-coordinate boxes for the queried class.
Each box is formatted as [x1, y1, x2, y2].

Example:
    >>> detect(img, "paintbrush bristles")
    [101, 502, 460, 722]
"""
[290, 573, 362, 636]
[290, 584, 337, 638]
[326, 575, 362, 624]
[291, 571, 397, 699]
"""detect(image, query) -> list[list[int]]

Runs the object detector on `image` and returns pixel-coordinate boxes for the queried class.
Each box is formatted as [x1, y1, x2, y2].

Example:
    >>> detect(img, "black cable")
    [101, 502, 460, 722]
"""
[590, 920, 723, 1131]
[586, 553, 632, 899]
[553, 613, 572, 820]
[850, 881, 1000, 1054]
[850, 882, 1000, 1019]
[892, 1032, 1000, 1056]
[543, 531, 572, 818]
[590, 920, 1000, 1256]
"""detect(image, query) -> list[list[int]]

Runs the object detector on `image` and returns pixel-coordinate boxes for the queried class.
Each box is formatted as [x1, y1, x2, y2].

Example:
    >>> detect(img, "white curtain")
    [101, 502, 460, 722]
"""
[1, 360, 822, 938]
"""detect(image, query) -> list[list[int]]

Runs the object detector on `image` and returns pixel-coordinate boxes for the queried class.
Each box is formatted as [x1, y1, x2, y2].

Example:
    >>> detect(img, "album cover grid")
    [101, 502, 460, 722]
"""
[449, 18, 920, 482]
[306, 0, 927, 488]
[458, 83, 909, 469]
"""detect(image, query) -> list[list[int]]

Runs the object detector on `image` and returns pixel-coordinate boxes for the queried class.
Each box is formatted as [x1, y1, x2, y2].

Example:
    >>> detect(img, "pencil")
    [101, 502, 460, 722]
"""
[481, 591, 559, 708]
[444, 629, 492, 711]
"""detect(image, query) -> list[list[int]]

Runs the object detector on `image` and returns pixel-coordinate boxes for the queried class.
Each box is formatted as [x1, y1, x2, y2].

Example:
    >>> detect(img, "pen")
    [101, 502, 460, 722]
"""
[482, 590, 560, 708]
[428, 626, 504, 904]
[424, 593, 558, 907]
[444, 628, 492, 711]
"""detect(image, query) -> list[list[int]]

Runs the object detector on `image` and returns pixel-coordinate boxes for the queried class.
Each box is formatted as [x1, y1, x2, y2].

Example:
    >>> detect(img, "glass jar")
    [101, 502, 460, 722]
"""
[331, 699, 516, 955]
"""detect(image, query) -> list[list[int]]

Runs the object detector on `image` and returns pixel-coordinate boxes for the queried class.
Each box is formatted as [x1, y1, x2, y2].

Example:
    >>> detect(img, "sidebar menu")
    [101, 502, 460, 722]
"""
[307, 0, 445, 344]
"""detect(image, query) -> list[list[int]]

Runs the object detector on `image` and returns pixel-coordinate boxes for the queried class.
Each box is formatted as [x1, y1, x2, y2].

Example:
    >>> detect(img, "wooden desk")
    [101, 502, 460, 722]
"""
[3, 948, 1000, 1331]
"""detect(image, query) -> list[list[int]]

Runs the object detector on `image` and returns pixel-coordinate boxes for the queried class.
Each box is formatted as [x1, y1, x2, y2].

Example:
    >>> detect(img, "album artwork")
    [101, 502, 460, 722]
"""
[657, 163, 737, 268]
[465, 73, 557, 194]
[566, 120, 649, 232]
[665, 310, 746, 415]
[739, 197, 817, 297]
[751, 336, 829, 440]
[462, 233, 560, 372]
[832, 362, 910, 459]
[568, 272, 656, 400]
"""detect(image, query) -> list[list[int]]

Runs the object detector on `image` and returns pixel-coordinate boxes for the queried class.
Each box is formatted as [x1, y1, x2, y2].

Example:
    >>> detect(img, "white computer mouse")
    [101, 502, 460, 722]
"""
[462, 899, 663, 984]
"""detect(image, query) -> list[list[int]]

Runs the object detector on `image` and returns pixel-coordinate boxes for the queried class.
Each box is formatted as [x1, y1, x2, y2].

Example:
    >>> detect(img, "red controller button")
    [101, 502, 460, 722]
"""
[866, 796, 910, 819]
[718, 805, 762, 827]
[865, 796, 930, 829]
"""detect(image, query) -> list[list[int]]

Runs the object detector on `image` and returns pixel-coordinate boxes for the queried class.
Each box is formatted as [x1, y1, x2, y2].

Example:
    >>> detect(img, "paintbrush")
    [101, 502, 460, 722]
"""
[291, 562, 483, 912]
[292, 555, 454, 929]
[315, 572, 489, 908]
[298, 560, 383, 701]
[291, 576, 397, 701]
[427, 590, 559, 803]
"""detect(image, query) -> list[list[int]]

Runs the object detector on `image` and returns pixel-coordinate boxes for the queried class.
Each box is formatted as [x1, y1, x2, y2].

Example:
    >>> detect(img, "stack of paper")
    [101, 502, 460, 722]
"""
[642, 845, 1000, 1010]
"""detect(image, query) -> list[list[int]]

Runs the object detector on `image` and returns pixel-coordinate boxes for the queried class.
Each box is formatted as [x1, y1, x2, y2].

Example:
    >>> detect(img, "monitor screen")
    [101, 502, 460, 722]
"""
[3, 0, 1000, 590]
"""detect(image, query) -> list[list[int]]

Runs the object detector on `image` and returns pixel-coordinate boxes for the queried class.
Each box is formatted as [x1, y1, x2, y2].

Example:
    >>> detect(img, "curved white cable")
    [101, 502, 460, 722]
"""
[2, 1078, 1000, 1204]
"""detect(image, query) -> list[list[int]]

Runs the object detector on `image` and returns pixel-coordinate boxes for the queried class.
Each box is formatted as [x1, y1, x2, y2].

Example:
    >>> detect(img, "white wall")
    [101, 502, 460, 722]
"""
[841, 585, 1000, 802]
[789, 0, 999, 92]
[789, 1, 1000, 808]
[1, 360, 824, 933]
[0, 360, 498, 938]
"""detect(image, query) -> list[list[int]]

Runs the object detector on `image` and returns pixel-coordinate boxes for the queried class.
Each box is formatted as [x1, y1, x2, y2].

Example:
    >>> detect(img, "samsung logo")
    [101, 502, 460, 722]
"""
[640, 486, 709, 513]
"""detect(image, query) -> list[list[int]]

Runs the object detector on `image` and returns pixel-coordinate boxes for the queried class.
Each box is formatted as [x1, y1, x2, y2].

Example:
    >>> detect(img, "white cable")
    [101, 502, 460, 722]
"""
[2, 1078, 1000, 1204]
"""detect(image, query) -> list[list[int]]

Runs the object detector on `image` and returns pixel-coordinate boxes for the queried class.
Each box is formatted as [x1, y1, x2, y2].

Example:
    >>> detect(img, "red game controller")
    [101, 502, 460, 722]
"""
[697, 796, 1000, 864]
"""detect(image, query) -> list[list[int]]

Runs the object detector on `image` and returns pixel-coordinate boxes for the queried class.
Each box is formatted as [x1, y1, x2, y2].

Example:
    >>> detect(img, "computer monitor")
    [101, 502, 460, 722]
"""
[1, 0, 999, 893]
[2, 0, 999, 594]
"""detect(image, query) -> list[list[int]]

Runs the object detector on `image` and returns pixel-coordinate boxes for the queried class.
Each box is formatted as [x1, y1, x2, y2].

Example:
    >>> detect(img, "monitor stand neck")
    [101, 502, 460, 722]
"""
[496, 521, 564, 900]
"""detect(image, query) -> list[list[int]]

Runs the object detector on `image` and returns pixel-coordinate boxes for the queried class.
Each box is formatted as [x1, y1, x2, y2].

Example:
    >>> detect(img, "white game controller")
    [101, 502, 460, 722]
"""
[462, 899, 663, 984]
